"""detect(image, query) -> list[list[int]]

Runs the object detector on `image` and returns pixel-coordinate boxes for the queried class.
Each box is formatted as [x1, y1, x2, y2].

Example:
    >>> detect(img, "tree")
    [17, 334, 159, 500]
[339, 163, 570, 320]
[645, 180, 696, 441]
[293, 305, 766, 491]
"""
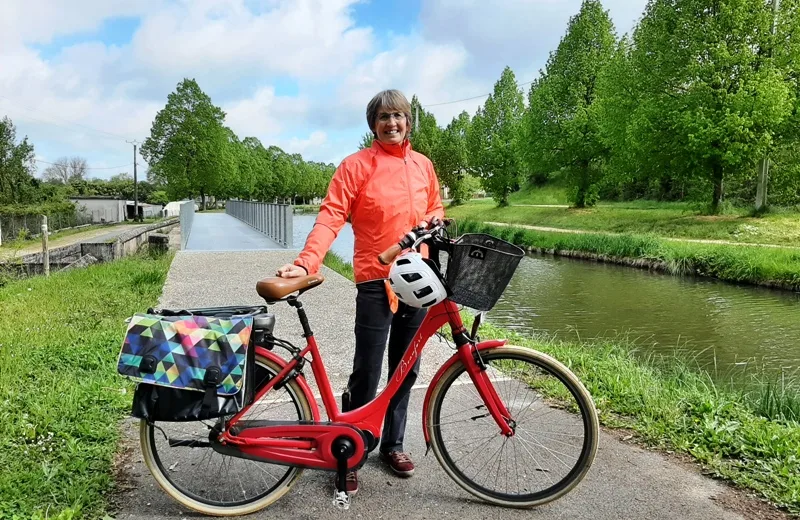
[525, 0, 616, 207]
[467, 66, 525, 207]
[409, 96, 441, 160]
[0, 117, 36, 204]
[598, 0, 795, 213]
[42, 156, 88, 184]
[431, 111, 472, 205]
[140, 78, 230, 209]
[358, 132, 374, 150]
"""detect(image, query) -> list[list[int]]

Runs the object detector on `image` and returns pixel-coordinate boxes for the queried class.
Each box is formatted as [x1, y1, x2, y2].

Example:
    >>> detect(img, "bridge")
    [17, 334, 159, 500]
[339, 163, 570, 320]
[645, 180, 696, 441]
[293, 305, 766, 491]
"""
[180, 200, 293, 252]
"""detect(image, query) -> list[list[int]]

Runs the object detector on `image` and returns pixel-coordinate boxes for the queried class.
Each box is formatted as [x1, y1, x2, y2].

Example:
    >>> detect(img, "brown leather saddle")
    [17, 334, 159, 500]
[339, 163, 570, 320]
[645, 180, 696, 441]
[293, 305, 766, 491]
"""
[256, 274, 325, 302]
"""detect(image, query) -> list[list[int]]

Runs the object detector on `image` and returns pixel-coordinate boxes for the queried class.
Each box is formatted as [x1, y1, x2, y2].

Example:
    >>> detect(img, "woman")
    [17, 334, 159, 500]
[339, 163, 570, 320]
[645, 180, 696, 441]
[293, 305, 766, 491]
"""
[276, 89, 444, 495]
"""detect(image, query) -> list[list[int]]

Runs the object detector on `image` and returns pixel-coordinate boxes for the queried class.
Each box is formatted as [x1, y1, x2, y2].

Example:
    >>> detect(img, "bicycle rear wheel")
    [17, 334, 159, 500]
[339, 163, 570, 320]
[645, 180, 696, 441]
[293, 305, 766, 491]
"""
[427, 346, 598, 508]
[140, 354, 313, 516]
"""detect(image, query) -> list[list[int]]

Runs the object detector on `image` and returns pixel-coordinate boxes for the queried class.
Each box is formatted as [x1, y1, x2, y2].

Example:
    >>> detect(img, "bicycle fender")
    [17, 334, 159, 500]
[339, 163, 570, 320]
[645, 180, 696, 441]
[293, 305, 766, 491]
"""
[421, 339, 507, 446]
[256, 347, 321, 422]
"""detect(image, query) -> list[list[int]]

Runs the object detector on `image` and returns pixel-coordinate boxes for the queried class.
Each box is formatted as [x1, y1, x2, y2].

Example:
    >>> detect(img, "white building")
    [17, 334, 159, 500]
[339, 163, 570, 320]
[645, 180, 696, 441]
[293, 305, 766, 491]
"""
[70, 197, 126, 223]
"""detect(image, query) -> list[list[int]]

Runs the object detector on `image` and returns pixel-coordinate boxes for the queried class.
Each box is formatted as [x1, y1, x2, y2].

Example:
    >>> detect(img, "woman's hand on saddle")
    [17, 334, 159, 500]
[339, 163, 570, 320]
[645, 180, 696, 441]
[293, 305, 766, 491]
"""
[276, 264, 307, 278]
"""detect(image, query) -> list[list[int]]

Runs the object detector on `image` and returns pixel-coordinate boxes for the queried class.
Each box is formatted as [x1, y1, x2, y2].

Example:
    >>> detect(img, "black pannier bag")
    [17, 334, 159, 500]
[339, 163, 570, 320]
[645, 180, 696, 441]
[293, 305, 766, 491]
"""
[117, 305, 275, 422]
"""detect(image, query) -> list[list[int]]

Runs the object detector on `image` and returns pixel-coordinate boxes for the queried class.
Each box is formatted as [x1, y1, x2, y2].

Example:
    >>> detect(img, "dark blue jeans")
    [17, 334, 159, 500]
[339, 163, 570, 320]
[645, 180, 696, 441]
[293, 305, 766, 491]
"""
[342, 280, 425, 454]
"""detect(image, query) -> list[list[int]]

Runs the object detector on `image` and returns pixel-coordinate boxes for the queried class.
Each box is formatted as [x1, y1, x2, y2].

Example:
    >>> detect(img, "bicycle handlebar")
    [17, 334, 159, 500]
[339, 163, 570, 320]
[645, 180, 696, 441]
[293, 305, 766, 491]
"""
[377, 218, 453, 266]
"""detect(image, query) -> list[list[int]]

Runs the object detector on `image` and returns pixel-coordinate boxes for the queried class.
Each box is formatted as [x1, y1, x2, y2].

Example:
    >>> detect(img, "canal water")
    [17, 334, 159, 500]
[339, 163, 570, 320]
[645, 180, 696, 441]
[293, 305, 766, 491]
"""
[293, 214, 800, 380]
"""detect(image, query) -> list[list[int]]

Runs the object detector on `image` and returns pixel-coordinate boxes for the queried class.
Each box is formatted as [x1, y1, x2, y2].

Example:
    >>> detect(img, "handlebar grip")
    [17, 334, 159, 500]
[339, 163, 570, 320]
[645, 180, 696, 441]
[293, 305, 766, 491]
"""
[378, 243, 403, 266]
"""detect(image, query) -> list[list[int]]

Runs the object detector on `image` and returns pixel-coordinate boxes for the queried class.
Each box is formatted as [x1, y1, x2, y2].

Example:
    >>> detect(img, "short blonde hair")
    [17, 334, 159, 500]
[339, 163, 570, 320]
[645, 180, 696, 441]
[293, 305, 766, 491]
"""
[366, 89, 412, 139]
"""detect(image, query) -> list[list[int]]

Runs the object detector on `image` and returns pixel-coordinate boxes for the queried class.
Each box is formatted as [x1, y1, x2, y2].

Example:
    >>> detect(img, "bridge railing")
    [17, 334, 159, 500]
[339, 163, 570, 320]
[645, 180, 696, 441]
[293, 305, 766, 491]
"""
[226, 200, 293, 248]
[179, 200, 195, 249]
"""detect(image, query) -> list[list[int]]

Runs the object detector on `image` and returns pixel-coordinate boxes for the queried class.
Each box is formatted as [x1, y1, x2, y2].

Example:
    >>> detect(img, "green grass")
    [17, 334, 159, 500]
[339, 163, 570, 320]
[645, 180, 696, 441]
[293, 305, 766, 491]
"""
[323, 251, 354, 281]
[457, 220, 800, 290]
[0, 223, 123, 251]
[473, 320, 800, 515]
[507, 182, 571, 205]
[319, 254, 800, 514]
[0, 252, 173, 519]
[446, 198, 800, 246]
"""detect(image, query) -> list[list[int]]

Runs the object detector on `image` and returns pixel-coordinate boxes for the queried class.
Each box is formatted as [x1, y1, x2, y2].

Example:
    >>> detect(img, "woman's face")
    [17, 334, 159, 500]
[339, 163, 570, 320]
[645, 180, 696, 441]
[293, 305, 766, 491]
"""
[374, 107, 408, 145]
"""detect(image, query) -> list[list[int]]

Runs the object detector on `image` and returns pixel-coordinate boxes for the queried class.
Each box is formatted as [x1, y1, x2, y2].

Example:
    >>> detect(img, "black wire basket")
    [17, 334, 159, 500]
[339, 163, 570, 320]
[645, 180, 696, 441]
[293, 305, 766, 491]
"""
[445, 233, 525, 311]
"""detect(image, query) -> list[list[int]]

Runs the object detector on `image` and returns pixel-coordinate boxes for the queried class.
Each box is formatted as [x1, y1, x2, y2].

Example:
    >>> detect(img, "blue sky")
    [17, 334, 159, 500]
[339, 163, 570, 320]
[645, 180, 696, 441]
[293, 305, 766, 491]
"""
[0, 0, 647, 180]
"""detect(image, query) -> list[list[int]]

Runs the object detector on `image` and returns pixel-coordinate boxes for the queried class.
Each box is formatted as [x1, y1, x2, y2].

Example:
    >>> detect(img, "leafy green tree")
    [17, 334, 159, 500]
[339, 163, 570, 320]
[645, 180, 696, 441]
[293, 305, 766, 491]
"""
[140, 78, 231, 209]
[409, 96, 441, 160]
[0, 117, 36, 204]
[431, 111, 472, 205]
[358, 132, 374, 150]
[467, 66, 525, 207]
[525, 0, 616, 207]
[598, 0, 795, 213]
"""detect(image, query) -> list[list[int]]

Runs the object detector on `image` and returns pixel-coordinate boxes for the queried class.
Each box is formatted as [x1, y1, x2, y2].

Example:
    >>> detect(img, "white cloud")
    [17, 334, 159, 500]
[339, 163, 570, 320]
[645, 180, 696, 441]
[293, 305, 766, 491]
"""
[224, 86, 310, 138]
[420, 0, 647, 82]
[0, 0, 653, 179]
[129, 0, 373, 85]
[0, 0, 162, 46]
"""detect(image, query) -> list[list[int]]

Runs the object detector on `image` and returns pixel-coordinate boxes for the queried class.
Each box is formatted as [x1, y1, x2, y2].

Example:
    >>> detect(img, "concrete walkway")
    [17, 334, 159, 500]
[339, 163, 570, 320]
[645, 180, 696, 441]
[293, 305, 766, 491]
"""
[185, 213, 282, 251]
[0, 223, 145, 260]
[111, 250, 777, 520]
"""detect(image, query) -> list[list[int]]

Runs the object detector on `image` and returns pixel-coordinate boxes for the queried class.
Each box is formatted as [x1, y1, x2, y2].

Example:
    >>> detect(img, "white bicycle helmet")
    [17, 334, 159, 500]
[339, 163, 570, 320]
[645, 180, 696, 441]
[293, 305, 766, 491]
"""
[388, 252, 449, 308]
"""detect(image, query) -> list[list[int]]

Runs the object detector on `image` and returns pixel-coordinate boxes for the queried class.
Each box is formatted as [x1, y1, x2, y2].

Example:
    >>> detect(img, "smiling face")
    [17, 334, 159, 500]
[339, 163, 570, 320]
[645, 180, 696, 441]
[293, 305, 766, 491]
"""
[374, 107, 408, 145]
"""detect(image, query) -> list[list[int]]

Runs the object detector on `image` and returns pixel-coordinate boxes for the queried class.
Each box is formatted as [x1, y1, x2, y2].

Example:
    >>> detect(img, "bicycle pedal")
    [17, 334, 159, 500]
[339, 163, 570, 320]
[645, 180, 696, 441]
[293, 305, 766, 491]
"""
[332, 489, 351, 510]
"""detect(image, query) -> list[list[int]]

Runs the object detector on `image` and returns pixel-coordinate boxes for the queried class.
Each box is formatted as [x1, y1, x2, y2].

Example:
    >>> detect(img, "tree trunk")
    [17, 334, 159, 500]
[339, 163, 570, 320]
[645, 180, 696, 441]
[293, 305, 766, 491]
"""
[711, 161, 724, 214]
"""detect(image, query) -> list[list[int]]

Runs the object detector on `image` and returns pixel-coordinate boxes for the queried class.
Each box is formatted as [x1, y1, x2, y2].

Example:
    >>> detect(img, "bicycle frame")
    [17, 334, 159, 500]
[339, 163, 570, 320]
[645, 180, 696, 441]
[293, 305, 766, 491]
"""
[218, 296, 514, 471]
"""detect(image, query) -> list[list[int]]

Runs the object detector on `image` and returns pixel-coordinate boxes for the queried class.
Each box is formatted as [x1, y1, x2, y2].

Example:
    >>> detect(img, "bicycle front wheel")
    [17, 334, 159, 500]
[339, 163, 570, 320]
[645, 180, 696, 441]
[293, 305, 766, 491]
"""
[140, 354, 313, 516]
[427, 345, 599, 508]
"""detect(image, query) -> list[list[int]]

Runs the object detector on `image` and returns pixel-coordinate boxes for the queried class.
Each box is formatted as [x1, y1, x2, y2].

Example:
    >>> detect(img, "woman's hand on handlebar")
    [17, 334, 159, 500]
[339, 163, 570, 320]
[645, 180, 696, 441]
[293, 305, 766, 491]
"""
[276, 263, 307, 278]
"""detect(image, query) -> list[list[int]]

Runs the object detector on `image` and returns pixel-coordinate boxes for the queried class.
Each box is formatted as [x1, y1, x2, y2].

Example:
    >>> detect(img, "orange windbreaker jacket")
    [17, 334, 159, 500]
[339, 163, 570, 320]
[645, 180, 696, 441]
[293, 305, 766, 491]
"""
[294, 139, 444, 283]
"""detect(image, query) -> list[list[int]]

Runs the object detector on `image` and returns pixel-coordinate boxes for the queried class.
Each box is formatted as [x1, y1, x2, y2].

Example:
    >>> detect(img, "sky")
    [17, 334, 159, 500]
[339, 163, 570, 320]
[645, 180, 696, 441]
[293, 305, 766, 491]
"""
[0, 0, 649, 180]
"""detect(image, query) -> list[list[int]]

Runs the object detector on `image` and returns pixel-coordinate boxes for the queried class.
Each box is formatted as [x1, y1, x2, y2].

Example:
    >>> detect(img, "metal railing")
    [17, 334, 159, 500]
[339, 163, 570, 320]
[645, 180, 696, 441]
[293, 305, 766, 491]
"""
[226, 200, 293, 248]
[179, 201, 195, 249]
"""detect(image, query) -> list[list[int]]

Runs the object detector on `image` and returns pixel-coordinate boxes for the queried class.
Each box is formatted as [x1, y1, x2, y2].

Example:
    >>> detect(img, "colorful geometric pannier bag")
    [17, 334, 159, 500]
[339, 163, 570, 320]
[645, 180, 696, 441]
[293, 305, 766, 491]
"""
[117, 312, 255, 421]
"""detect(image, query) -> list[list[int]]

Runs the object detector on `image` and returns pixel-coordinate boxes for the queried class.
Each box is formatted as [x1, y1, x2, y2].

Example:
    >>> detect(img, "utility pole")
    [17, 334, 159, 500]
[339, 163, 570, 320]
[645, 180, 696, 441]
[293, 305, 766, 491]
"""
[756, 0, 780, 213]
[127, 140, 140, 221]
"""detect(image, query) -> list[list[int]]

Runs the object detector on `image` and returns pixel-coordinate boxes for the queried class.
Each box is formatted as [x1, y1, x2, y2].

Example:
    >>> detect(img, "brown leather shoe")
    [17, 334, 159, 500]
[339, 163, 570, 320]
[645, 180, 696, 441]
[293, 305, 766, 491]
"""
[334, 471, 358, 495]
[381, 451, 415, 477]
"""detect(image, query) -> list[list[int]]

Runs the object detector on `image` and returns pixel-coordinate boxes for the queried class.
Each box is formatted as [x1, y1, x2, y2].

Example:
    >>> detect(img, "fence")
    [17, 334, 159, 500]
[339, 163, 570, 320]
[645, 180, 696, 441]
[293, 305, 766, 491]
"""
[226, 200, 293, 248]
[0, 210, 93, 245]
[179, 201, 195, 249]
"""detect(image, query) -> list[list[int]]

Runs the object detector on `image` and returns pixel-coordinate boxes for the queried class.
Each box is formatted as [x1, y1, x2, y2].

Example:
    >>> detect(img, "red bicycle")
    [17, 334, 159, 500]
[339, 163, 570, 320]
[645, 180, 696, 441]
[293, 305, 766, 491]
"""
[138, 220, 599, 516]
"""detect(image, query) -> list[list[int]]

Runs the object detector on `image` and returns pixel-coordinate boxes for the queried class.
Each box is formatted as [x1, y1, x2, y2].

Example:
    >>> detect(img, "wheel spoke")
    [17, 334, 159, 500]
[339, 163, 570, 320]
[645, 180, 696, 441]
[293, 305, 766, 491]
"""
[431, 348, 598, 506]
[141, 357, 309, 512]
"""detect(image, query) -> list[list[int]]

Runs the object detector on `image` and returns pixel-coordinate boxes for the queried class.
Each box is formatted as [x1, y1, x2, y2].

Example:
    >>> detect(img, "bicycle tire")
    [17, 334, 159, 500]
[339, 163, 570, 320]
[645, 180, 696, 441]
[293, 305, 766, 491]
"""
[140, 354, 313, 516]
[427, 345, 599, 508]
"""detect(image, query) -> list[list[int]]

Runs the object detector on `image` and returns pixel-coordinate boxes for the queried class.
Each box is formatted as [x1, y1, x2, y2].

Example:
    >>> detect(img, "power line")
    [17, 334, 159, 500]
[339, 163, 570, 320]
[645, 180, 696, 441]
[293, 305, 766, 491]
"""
[423, 79, 536, 108]
[0, 94, 134, 141]
[34, 159, 134, 170]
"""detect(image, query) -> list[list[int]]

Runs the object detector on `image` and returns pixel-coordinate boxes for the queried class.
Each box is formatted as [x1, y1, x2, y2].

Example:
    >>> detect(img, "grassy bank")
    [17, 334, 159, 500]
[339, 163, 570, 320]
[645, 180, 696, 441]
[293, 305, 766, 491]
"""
[446, 199, 800, 246]
[321, 251, 800, 514]
[457, 220, 800, 291]
[477, 322, 800, 515]
[0, 252, 173, 519]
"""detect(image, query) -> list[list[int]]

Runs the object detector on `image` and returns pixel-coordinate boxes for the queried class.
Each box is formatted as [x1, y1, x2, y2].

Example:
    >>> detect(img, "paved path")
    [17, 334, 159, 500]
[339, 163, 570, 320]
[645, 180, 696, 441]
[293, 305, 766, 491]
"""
[112, 249, 772, 520]
[486, 221, 800, 249]
[185, 213, 282, 251]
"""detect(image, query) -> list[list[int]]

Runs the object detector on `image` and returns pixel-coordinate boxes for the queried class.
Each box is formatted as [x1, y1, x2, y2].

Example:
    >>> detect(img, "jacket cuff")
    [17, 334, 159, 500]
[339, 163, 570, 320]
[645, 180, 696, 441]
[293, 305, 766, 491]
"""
[292, 260, 309, 275]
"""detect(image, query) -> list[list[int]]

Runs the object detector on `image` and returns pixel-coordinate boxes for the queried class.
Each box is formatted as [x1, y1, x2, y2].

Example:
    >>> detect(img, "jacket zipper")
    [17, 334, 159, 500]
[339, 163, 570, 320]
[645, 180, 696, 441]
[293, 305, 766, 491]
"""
[404, 151, 413, 222]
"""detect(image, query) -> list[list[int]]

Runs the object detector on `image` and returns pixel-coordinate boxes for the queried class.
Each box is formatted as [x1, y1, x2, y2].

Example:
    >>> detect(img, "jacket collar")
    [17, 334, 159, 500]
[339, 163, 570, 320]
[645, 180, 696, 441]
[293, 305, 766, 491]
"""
[372, 138, 411, 159]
